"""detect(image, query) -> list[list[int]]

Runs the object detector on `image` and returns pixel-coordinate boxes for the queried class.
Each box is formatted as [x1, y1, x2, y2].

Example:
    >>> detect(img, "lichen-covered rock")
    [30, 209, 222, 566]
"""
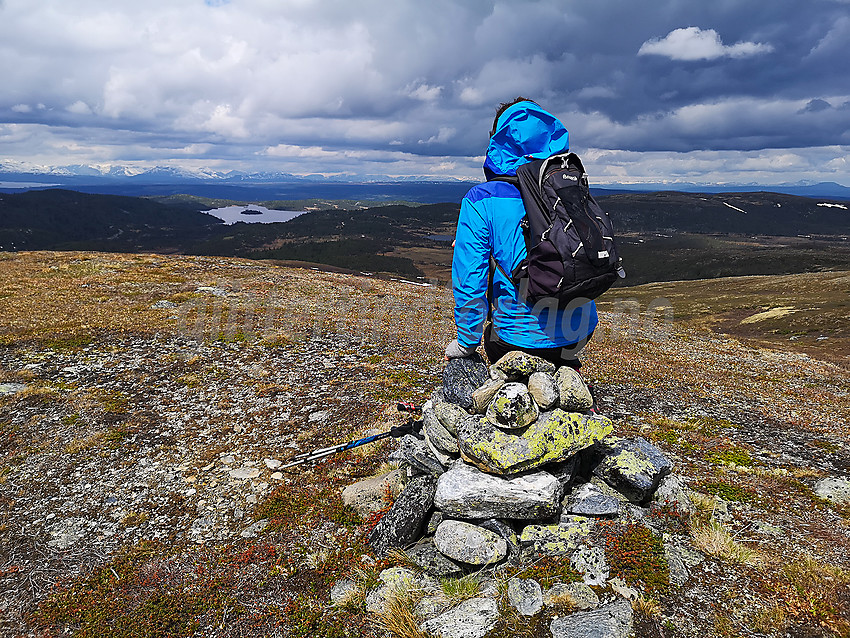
[492, 351, 556, 379]
[471, 377, 505, 413]
[543, 581, 599, 610]
[554, 366, 593, 412]
[570, 545, 609, 586]
[341, 468, 406, 519]
[507, 578, 543, 616]
[564, 482, 620, 518]
[419, 597, 500, 638]
[390, 433, 446, 476]
[406, 539, 465, 577]
[550, 599, 633, 638]
[435, 400, 468, 435]
[485, 382, 539, 429]
[369, 474, 437, 555]
[528, 371, 559, 410]
[423, 406, 459, 454]
[457, 409, 613, 475]
[520, 516, 594, 556]
[434, 462, 562, 520]
[434, 520, 507, 565]
[442, 354, 490, 411]
[593, 437, 673, 504]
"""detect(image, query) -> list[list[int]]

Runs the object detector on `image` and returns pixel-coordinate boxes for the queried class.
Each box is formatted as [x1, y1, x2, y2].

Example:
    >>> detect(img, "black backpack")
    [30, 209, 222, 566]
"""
[492, 152, 625, 307]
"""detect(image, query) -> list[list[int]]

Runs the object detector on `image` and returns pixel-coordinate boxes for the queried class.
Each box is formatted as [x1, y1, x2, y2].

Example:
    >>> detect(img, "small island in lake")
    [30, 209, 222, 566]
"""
[240, 209, 263, 216]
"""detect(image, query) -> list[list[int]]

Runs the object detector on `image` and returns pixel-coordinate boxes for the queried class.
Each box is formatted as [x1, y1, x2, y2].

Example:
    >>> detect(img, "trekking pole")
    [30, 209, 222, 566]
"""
[279, 403, 422, 470]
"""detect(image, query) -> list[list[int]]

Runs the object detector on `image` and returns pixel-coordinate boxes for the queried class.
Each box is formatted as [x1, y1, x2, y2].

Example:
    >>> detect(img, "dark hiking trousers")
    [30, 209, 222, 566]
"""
[483, 323, 592, 370]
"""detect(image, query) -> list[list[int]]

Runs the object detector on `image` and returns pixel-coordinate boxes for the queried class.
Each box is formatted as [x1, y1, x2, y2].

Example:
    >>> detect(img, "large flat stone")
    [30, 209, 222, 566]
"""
[434, 461, 562, 520]
[457, 410, 613, 475]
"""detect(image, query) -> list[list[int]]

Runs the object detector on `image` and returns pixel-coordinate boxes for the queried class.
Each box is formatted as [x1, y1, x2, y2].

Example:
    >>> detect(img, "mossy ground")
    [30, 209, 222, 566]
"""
[1, 252, 848, 637]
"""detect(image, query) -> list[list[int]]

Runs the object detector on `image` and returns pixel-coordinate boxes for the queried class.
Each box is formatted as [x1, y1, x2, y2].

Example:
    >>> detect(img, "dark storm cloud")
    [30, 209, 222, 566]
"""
[0, 0, 847, 183]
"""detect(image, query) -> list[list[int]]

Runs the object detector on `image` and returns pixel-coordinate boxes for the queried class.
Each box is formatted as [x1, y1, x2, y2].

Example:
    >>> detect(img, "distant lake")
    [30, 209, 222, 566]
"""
[0, 181, 61, 189]
[203, 204, 306, 225]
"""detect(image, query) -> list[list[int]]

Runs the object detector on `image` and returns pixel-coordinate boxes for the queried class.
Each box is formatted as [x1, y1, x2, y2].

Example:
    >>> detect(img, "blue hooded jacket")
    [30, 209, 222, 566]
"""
[452, 101, 598, 349]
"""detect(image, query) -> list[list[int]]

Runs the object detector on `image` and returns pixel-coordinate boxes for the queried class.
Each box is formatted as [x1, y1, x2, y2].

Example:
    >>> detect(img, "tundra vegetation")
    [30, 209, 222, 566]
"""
[0, 251, 847, 637]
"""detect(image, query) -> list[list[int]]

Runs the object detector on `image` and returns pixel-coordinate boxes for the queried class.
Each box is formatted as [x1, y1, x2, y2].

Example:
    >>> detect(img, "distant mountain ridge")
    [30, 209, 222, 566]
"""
[2, 162, 849, 200]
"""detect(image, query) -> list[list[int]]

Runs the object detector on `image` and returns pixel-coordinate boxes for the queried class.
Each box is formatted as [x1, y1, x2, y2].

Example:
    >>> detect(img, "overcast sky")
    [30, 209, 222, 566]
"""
[1, 0, 849, 185]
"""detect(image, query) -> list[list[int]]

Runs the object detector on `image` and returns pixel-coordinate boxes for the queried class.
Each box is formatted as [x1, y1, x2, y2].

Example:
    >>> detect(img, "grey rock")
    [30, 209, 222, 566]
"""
[419, 597, 499, 638]
[507, 578, 543, 616]
[485, 382, 539, 429]
[549, 599, 633, 638]
[492, 351, 555, 378]
[434, 520, 507, 565]
[426, 510, 444, 535]
[434, 462, 562, 520]
[240, 518, 269, 538]
[652, 473, 693, 512]
[424, 427, 454, 467]
[390, 434, 446, 476]
[488, 366, 509, 382]
[149, 300, 178, 309]
[342, 468, 406, 519]
[471, 377, 505, 413]
[814, 477, 850, 505]
[588, 476, 631, 504]
[369, 474, 437, 555]
[543, 581, 599, 610]
[365, 566, 422, 613]
[520, 516, 594, 556]
[435, 400, 468, 435]
[593, 437, 673, 504]
[554, 366, 594, 412]
[546, 456, 578, 487]
[406, 539, 465, 577]
[564, 482, 620, 517]
[330, 579, 357, 605]
[423, 406, 459, 454]
[663, 542, 690, 586]
[570, 545, 610, 586]
[528, 371, 560, 410]
[442, 354, 490, 411]
[0, 383, 27, 396]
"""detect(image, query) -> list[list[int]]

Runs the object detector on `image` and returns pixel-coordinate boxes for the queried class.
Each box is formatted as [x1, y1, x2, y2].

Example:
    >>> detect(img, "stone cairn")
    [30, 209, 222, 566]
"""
[338, 351, 678, 637]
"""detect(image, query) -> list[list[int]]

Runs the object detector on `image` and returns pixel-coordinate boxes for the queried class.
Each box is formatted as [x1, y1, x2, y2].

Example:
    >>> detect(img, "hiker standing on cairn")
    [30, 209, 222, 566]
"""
[445, 98, 608, 369]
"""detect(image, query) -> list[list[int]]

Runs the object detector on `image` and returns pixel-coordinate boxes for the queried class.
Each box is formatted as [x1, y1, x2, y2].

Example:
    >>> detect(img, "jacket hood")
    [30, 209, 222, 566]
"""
[483, 101, 569, 178]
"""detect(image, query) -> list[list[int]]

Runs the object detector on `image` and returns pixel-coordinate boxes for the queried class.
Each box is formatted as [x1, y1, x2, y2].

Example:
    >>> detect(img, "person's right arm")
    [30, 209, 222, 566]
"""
[451, 194, 490, 352]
